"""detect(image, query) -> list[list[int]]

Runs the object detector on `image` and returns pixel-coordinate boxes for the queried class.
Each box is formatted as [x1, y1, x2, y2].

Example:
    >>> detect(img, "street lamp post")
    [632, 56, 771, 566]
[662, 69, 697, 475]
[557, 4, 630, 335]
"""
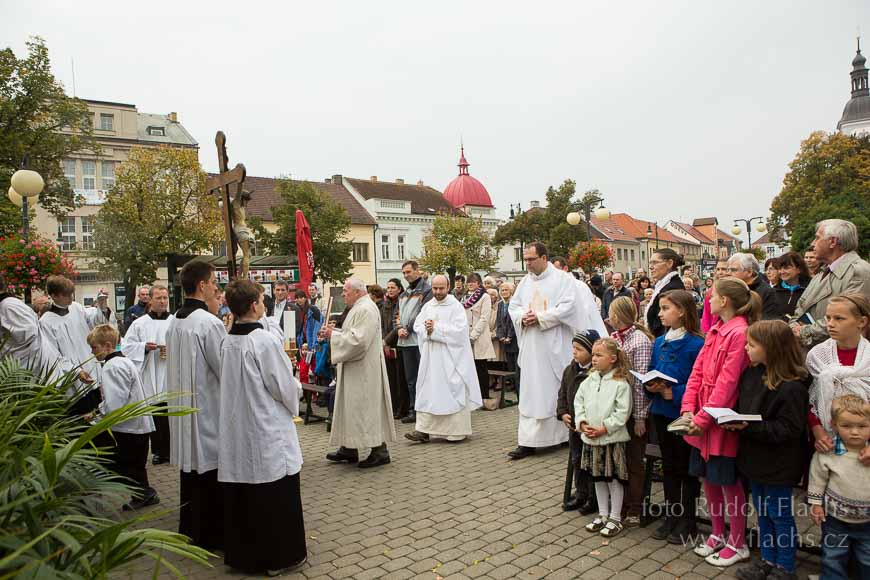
[645, 222, 660, 272]
[8, 160, 45, 303]
[566, 192, 610, 242]
[731, 217, 766, 249]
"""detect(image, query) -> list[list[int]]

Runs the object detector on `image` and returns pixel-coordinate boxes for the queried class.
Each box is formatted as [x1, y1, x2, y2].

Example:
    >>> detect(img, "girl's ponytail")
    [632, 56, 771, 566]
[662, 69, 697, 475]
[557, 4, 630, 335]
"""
[735, 290, 762, 325]
[715, 277, 760, 324]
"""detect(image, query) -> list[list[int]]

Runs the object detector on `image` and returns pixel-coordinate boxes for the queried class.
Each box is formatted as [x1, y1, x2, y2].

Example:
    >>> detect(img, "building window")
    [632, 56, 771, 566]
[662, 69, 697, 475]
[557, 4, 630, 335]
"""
[381, 234, 390, 260]
[57, 217, 76, 251]
[514, 247, 523, 262]
[397, 235, 406, 260]
[641, 250, 646, 262]
[63, 159, 76, 188]
[630, 249, 635, 261]
[617, 248, 623, 260]
[352, 242, 369, 262]
[81, 160, 96, 190]
[80, 216, 95, 250]
[148, 126, 165, 136]
[99, 113, 114, 131]
[767, 245, 776, 256]
[101, 161, 115, 189]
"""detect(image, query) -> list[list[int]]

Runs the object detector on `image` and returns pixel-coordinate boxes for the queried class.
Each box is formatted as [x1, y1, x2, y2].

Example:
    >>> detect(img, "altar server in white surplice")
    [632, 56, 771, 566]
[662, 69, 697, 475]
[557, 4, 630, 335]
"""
[122, 285, 174, 465]
[508, 243, 594, 459]
[0, 274, 64, 380]
[164, 261, 225, 551]
[218, 279, 306, 576]
[39, 275, 102, 414]
[405, 275, 482, 444]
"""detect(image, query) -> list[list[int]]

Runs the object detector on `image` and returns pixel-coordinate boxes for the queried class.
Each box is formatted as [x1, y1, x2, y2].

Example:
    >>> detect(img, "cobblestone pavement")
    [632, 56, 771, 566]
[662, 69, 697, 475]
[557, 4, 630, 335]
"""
[121, 405, 821, 579]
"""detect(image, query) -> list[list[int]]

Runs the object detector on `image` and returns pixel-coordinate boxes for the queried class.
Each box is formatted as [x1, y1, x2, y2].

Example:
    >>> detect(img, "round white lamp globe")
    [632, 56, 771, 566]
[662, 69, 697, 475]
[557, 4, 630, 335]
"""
[566, 212, 581, 226]
[10, 169, 45, 198]
[594, 206, 611, 220]
[7, 187, 23, 208]
[731, 226, 742, 236]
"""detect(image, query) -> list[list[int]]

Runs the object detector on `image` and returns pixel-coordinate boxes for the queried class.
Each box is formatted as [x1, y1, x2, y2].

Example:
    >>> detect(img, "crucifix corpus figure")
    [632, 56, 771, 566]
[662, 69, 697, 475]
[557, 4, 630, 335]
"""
[231, 188, 253, 278]
[204, 131, 247, 280]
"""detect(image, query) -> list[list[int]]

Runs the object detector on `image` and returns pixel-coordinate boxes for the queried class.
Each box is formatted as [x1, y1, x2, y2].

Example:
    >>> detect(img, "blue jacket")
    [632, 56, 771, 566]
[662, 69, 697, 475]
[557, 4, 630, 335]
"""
[646, 332, 705, 418]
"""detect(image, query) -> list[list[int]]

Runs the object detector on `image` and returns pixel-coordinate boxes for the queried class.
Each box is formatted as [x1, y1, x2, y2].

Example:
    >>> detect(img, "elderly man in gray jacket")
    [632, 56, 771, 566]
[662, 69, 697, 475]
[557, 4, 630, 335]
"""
[791, 219, 870, 347]
[396, 260, 433, 424]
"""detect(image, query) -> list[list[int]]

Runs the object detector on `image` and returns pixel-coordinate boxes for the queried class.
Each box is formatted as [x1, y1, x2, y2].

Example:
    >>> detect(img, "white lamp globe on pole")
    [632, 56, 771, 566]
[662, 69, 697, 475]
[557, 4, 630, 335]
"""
[731, 226, 742, 236]
[755, 222, 768, 233]
[566, 212, 581, 226]
[594, 205, 611, 220]
[7, 187, 23, 208]
[10, 169, 45, 198]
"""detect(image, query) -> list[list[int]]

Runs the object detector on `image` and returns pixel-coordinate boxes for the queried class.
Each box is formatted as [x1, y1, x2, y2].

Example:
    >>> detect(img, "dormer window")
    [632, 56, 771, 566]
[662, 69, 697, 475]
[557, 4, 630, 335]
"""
[147, 126, 165, 136]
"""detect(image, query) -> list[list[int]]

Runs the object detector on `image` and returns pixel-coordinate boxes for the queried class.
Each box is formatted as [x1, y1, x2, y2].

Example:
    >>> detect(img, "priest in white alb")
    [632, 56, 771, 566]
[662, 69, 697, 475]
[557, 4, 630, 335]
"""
[122, 285, 174, 465]
[508, 242, 599, 459]
[404, 274, 482, 444]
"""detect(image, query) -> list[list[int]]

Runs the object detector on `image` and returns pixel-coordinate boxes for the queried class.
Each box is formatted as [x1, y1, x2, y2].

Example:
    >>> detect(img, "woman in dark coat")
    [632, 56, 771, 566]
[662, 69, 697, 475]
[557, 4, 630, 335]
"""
[773, 251, 812, 320]
[646, 248, 686, 337]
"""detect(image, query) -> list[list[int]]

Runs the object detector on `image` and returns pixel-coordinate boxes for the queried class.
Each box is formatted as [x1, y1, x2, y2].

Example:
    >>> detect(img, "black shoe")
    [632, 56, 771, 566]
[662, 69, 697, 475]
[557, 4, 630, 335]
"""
[325, 447, 358, 463]
[404, 430, 429, 443]
[734, 560, 774, 580]
[393, 412, 401, 420]
[400, 413, 416, 424]
[578, 498, 597, 515]
[563, 496, 582, 511]
[266, 555, 308, 577]
[358, 448, 391, 469]
[507, 446, 535, 460]
[652, 517, 676, 541]
[666, 519, 697, 545]
[151, 454, 169, 465]
[123, 490, 160, 511]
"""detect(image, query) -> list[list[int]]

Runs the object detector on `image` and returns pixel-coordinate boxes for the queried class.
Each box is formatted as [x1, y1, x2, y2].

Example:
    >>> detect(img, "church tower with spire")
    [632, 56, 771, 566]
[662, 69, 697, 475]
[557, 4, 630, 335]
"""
[838, 38, 870, 135]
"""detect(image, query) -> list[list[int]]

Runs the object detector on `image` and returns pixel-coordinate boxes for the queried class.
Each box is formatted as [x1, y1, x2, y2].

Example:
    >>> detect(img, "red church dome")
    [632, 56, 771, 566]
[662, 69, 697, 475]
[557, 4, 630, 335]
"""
[443, 146, 493, 208]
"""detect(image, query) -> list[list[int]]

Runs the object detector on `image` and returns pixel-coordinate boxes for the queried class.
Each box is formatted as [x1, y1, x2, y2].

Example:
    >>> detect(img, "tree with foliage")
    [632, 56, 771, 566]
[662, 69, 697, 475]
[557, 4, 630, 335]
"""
[260, 178, 353, 284]
[769, 131, 870, 257]
[570, 240, 614, 274]
[418, 212, 497, 277]
[0, 36, 96, 236]
[494, 181, 603, 258]
[92, 146, 221, 308]
[0, 357, 211, 577]
[744, 246, 768, 263]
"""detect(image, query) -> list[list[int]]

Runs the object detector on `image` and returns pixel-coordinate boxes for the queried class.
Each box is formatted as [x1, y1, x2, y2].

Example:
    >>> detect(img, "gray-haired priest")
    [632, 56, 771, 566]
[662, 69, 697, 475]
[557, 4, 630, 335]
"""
[322, 278, 396, 468]
[405, 274, 482, 444]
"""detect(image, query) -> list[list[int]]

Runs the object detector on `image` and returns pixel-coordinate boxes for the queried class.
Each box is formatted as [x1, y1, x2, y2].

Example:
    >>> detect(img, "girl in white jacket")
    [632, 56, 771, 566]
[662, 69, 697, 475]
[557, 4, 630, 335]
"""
[575, 337, 633, 538]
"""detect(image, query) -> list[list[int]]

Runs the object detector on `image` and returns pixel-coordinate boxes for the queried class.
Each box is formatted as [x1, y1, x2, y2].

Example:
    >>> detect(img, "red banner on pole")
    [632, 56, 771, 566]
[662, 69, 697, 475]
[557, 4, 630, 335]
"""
[295, 210, 314, 295]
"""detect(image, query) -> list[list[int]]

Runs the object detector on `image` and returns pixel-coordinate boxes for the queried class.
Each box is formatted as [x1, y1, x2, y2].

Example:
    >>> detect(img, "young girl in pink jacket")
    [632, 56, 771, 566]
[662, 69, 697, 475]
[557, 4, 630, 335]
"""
[681, 277, 761, 567]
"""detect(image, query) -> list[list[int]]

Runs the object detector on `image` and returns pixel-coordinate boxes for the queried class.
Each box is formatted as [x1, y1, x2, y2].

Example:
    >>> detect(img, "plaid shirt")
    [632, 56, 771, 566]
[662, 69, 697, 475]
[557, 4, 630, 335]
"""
[612, 326, 653, 421]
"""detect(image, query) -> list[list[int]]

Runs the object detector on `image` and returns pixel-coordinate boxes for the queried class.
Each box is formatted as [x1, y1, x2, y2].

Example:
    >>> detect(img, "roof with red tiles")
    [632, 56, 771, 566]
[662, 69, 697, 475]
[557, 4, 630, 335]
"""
[590, 216, 641, 243]
[238, 175, 377, 226]
[608, 213, 694, 245]
[671, 221, 715, 244]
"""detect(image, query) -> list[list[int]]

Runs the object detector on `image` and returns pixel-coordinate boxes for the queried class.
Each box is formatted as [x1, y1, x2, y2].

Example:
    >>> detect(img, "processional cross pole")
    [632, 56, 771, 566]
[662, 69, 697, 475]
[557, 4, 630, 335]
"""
[205, 131, 246, 280]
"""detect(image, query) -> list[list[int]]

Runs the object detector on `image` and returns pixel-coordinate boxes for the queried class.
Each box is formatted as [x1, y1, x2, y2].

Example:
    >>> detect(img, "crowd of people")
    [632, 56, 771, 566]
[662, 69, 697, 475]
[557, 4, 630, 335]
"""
[1, 217, 868, 579]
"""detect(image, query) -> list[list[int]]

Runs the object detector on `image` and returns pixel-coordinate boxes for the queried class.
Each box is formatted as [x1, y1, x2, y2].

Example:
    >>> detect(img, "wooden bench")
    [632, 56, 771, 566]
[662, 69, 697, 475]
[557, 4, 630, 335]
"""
[301, 383, 328, 425]
[488, 370, 517, 409]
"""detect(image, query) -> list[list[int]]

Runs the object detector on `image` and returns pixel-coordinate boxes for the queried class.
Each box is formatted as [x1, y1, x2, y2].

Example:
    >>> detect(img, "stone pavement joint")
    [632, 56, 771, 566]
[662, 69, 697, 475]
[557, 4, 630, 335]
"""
[123, 405, 820, 579]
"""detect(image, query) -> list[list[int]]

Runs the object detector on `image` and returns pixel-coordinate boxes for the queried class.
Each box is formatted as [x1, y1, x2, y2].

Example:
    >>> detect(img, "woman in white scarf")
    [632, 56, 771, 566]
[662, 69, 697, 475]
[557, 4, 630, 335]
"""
[807, 295, 870, 443]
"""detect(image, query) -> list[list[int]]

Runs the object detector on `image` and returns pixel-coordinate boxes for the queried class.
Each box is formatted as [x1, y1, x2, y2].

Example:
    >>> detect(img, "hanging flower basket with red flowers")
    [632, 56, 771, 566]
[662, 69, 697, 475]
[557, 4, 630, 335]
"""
[569, 240, 613, 274]
[0, 233, 77, 293]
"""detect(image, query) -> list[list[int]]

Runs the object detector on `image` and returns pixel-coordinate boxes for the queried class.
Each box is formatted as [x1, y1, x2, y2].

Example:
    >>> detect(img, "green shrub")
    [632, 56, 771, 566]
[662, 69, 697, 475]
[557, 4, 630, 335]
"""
[0, 357, 211, 578]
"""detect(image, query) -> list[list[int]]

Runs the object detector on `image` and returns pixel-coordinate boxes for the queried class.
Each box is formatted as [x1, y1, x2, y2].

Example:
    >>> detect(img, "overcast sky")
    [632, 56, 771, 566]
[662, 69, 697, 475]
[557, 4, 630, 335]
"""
[2, 1, 867, 238]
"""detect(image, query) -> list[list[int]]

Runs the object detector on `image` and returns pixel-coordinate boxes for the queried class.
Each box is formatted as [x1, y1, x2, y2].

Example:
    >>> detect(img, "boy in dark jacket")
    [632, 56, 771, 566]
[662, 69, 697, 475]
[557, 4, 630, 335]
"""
[557, 329, 600, 513]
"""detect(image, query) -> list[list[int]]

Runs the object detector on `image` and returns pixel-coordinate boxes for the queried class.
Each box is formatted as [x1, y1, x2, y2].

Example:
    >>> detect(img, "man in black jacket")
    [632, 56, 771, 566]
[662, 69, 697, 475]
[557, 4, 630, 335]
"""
[726, 253, 779, 320]
[601, 272, 633, 323]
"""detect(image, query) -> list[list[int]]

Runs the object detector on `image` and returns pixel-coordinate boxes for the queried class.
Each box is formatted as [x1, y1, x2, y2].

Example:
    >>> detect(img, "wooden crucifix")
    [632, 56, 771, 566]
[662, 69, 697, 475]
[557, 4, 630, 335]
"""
[205, 131, 246, 280]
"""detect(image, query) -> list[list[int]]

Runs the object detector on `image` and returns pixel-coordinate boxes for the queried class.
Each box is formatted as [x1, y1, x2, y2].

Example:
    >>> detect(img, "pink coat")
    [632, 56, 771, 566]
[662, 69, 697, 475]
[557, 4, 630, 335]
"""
[680, 316, 750, 460]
